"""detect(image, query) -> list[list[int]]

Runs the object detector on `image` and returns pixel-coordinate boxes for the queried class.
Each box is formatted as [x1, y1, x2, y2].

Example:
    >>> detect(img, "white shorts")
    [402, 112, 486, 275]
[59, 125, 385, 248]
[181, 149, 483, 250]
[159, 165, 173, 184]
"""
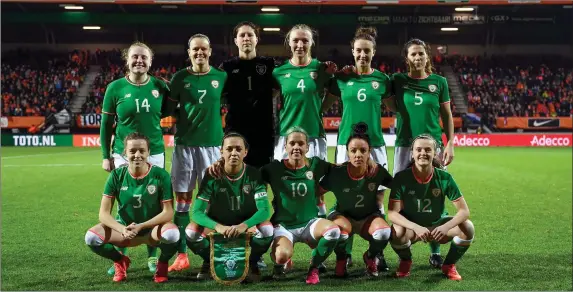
[335, 145, 389, 191]
[273, 136, 327, 161]
[171, 145, 221, 193]
[112, 152, 165, 168]
[273, 218, 321, 247]
[393, 146, 445, 176]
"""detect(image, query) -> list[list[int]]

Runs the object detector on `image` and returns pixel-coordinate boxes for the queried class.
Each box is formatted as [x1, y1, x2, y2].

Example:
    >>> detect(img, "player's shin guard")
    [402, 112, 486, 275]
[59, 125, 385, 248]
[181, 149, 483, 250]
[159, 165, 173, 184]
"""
[250, 224, 273, 263]
[345, 234, 354, 256]
[310, 227, 340, 268]
[334, 231, 350, 260]
[443, 236, 472, 265]
[174, 201, 191, 254]
[367, 227, 391, 258]
[391, 241, 412, 261]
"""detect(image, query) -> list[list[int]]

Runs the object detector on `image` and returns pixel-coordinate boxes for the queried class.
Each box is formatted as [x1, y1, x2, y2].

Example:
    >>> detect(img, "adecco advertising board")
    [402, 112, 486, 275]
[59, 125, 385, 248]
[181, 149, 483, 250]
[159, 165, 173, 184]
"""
[2, 134, 571, 147]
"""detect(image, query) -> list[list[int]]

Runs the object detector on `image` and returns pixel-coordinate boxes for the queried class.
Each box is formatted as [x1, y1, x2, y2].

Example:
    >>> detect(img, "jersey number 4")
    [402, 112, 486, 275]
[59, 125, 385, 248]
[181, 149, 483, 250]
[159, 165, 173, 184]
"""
[135, 99, 150, 113]
[297, 79, 306, 93]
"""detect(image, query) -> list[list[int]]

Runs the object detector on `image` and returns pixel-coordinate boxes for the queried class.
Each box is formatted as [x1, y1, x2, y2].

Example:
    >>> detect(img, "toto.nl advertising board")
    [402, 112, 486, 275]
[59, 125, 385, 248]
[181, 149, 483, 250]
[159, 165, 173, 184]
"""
[1, 134, 571, 147]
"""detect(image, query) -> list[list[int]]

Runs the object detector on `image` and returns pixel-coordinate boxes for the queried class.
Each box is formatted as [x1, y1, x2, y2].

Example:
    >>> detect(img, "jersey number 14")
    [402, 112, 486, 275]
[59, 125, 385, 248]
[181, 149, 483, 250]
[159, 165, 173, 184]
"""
[135, 99, 150, 113]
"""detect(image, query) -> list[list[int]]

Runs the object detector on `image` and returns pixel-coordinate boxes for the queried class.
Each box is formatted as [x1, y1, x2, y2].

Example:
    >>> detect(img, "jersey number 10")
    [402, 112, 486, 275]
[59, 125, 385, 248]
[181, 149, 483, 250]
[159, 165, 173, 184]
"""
[290, 182, 308, 197]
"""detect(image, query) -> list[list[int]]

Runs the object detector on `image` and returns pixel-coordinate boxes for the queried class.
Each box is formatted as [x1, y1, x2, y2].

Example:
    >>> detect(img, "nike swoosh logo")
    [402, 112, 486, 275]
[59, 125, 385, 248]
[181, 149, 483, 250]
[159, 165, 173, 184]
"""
[533, 120, 554, 127]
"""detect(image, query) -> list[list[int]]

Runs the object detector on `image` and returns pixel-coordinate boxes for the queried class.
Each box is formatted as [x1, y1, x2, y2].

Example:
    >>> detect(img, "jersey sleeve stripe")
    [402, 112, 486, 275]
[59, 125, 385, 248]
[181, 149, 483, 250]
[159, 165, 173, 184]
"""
[451, 196, 464, 202]
[102, 111, 116, 115]
[440, 101, 451, 105]
[197, 197, 209, 202]
[103, 194, 114, 198]
[254, 192, 268, 199]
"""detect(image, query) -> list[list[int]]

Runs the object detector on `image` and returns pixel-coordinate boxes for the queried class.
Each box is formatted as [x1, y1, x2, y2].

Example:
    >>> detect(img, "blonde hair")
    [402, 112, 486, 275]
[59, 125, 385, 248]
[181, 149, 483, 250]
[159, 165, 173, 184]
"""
[121, 42, 154, 72]
[188, 34, 210, 48]
[285, 24, 315, 57]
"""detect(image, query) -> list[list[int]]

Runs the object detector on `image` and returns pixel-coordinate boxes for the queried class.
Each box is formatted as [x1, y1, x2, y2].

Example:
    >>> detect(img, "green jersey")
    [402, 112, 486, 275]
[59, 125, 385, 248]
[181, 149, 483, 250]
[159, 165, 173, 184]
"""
[273, 59, 332, 138]
[170, 66, 227, 147]
[261, 157, 331, 229]
[195, 164, 269, 228]
[390, 73, 450, 147]
[331, 69, 391, 147]
[320, 163, 393, 220]
[101, 76, 169, 157]
[103, 164, 173, 225]
[389, 168, 462, 227]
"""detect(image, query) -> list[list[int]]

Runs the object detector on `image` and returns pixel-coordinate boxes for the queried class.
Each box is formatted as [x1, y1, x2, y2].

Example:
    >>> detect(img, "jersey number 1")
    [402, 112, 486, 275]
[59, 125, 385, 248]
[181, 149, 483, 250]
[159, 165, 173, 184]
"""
[135, 99, 150, 113]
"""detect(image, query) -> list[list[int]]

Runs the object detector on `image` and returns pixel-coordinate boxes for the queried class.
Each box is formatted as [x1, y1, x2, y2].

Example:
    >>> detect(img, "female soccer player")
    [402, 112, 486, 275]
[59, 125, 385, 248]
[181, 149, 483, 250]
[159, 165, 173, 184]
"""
[262, 127, 341, 285]
[319, 123, 393, 278]
[164, 33, 227, 272]
[220, 21, 277, 169]
[388, 134, 474, 281]
[330, 27, 393, 269]
[385, 38, 456, 266]
[100, 41, 170, 274]
[273, 24, 338, 163]
[185, 132, 273, 282]
[85, 133, 179, 283]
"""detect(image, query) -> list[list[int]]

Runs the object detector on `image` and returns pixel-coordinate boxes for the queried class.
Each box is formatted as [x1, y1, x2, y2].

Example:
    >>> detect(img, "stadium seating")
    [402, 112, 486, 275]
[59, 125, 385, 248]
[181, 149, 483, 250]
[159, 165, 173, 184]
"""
[1, 49, 88, 117]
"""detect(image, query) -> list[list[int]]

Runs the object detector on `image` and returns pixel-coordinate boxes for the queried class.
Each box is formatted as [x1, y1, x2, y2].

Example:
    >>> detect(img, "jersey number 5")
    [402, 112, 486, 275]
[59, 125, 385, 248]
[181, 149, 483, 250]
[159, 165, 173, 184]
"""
[414, 92, 424, 105]
[135, 99, 150, 113]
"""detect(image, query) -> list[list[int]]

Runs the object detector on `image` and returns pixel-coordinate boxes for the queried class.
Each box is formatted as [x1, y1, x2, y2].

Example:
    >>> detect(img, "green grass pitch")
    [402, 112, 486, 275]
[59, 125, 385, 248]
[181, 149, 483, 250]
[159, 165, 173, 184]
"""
[1, 147, 572, 290]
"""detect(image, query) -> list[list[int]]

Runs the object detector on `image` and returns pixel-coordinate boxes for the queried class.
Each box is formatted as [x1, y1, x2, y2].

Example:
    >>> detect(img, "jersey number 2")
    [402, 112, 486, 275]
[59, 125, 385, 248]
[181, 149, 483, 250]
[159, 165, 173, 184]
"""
[355, 194, 365, 208]
[135, 99, 150, 113]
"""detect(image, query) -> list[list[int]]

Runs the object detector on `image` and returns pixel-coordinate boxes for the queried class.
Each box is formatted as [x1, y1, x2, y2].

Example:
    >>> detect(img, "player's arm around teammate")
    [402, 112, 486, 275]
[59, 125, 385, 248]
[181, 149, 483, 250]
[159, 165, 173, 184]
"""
[85, 133, 179, 283]
[388, 134, 474, 281]
[261, 127, 341, 285]
[319, 123, 393, 278]
[167, 34, 227, 272]
[272, 24, 336, 162]
[184, 133, 273, 282]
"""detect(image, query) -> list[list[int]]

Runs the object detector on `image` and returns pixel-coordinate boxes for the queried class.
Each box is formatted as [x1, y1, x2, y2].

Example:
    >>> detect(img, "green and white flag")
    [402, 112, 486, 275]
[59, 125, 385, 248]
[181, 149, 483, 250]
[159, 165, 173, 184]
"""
[209, 232, 252, 285]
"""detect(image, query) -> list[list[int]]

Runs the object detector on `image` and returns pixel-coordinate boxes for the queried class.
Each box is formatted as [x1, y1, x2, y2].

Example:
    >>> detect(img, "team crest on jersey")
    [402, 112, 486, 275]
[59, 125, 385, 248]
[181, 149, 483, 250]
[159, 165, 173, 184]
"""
[368, 183, 376, 192]
[124, 93, 131, 98]
[151, 90, 159, 98]
[256, 64, 267, 75]
[372, 81, 379, 89]
[432, 188, 441, 197]
[147, 184, 157, 195]
[212, 80, 219, 88]
[184, 83, 191, 88]
[428, 85, 437, 92]
[310, 72, 318, 80]
[243, 184, 252, 194]
[305, 171, 314, 180]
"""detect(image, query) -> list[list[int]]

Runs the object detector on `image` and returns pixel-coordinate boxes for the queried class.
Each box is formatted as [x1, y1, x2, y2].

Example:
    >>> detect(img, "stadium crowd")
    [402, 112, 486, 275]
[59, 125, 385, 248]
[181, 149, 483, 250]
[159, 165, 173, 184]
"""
[2, 49, 89, 117]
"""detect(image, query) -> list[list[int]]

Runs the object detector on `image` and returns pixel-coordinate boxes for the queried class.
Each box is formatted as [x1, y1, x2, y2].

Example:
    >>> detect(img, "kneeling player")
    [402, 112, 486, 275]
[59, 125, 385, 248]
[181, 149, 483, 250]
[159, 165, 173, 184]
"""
[319, 123, 393, 277]
[388, 134, 474, 281]
[262, 127, 341, 285]
[185, 133, 273, 282]
[85, 133, 179, 283]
